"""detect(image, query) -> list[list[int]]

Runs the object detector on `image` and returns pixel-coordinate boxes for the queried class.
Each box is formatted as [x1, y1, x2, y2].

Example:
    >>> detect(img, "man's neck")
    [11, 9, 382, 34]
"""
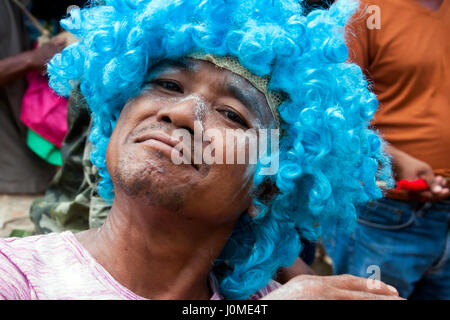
[414, 0, 443, 11]
[75, 194, 236, 300]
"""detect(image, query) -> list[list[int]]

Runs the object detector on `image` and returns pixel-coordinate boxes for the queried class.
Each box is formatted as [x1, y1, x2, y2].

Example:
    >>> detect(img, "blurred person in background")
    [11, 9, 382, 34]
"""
[324, 0, 450, 299]
[0, 0, 65, 237]
[0, 0, 84, 238]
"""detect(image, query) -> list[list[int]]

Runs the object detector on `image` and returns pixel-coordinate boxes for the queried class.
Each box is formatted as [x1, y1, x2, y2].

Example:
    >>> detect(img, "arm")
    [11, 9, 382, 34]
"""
[262, 274, 404, 300]
[0, 38, 66, 88]
[0, 51, 34, 87]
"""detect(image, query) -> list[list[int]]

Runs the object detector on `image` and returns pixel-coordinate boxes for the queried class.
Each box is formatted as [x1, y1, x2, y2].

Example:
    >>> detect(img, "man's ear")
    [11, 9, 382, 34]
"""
[247, 202, 259, 219]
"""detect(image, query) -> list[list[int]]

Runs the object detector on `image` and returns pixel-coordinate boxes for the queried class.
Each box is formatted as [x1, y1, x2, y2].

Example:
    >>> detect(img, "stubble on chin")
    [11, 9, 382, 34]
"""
[111, 149, 187, 212]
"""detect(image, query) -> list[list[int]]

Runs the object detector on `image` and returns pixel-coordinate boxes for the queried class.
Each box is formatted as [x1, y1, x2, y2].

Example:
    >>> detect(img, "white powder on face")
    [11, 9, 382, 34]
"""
[177, 93, 208, 132]
[195, 98, 208, 132]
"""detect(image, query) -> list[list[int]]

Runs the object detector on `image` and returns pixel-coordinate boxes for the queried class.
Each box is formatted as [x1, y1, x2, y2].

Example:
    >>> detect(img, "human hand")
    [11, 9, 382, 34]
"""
[387, 146, 449, 201]
[27, 37, 66, 73]
[418, 175, 450, 201]
[261, 274, 404, 300]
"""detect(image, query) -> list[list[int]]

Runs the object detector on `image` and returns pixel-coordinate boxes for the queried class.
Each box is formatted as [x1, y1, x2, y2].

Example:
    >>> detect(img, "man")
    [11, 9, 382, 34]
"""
[29, 0, 337, 274]
[0, 0, 65, 237]
[324, 0, 450, 299]
[0, 0, 401, 299]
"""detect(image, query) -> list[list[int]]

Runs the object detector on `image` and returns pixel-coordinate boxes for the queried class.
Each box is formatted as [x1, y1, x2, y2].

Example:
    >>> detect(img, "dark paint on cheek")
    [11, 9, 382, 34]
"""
[225, 75, 275, 129]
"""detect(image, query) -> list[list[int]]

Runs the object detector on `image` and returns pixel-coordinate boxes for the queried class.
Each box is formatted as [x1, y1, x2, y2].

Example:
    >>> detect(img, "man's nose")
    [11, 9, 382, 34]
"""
[155, 96, 205, 134]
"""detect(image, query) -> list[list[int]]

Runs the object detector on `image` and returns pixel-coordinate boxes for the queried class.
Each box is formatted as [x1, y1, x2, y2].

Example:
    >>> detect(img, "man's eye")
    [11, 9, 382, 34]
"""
[153, 80, 183, 93]
[222, 110, 248, 127]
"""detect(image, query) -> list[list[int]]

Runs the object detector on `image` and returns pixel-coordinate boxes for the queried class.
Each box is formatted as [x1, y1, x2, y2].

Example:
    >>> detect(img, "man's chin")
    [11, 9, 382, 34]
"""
[112, 148, 200, 210]
[117, 177, 187, 212]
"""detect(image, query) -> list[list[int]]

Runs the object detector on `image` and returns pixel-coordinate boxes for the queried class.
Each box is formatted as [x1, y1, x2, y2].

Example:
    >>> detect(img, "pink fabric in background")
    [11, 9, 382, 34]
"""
[20, 71, 68, 148]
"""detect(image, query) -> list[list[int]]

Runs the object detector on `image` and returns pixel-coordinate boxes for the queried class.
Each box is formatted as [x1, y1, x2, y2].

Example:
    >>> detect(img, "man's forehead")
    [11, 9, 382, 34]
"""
[146, 59, 196, 77]
[152, 59, 196, 72]
[151, 58, 248, 80]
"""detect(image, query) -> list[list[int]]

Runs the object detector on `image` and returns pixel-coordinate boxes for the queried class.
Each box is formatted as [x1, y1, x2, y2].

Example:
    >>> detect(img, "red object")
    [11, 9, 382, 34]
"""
[395, 179, 428, 191]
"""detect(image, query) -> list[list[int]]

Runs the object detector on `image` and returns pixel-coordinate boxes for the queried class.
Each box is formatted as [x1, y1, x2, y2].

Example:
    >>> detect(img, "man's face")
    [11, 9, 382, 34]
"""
[106, 59, 275, 225]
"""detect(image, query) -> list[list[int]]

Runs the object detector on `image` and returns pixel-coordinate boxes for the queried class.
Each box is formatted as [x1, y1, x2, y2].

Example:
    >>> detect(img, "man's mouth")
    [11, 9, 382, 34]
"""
[134, 132, 199, 170]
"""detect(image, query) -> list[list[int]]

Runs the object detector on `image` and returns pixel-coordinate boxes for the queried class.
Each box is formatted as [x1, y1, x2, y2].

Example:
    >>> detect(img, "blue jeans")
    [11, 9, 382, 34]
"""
[323, 198, 450, 299]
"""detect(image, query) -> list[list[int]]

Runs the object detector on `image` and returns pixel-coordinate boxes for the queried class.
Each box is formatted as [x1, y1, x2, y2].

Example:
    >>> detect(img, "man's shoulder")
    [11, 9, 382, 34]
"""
[0, 232, 106, 300]
[0, 233, 68, 299]
[1, 232, 67, 252]
[0, 233, 70, 273]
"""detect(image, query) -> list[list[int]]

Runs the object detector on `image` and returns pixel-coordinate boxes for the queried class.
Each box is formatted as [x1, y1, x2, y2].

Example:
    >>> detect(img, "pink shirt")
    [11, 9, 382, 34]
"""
[0, 232, 280, 300]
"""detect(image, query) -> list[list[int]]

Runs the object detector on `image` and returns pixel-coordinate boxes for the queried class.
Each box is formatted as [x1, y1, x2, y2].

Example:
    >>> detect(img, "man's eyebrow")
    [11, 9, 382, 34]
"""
[226, 83, 264, 120]
[152, 59, 195, 74]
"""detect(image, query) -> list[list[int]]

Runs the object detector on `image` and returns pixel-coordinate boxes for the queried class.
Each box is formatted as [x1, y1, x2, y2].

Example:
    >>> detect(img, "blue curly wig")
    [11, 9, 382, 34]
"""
[48, 0, 393, 299]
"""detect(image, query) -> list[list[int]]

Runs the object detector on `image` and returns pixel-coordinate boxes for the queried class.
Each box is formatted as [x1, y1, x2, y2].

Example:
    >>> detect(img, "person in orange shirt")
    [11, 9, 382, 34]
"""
[324, 0, 450, 299]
